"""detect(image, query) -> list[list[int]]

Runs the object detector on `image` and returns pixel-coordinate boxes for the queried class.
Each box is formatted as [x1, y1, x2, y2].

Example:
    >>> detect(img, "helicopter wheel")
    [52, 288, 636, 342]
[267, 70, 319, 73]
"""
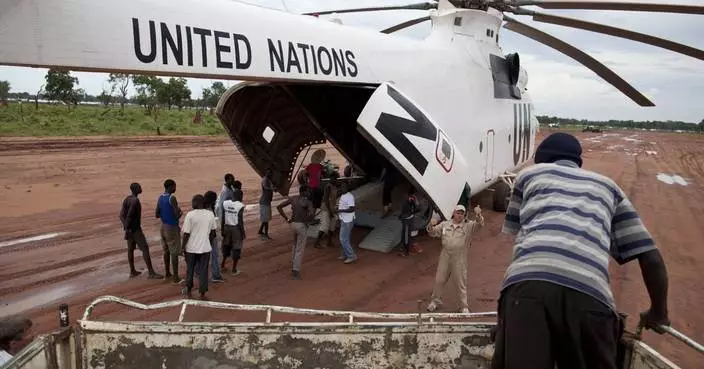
[492, 181, 511, 212]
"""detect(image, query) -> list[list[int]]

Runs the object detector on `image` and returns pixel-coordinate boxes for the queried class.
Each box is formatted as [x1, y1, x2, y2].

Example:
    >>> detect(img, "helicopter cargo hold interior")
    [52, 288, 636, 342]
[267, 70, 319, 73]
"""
[217, 82, 384, 196]
[215, 82, 434, 252]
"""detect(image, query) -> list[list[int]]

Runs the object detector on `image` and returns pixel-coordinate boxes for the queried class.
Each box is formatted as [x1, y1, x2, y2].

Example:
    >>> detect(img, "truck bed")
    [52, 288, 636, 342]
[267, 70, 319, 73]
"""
[3, 296, 699, 369]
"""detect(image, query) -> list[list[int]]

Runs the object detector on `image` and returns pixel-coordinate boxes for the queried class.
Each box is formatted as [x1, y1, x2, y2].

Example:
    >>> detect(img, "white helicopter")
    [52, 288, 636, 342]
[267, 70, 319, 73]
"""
[1, 0, 702, 250]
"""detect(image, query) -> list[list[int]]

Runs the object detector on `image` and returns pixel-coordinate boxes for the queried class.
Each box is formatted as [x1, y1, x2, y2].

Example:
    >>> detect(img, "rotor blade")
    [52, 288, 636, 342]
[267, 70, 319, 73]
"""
[303, 2, 437, 16]
[511, 10, 704, 61]
[502, 15, 654, 106]
[513, 1, 704, 15]
[381, 16, 431, 33]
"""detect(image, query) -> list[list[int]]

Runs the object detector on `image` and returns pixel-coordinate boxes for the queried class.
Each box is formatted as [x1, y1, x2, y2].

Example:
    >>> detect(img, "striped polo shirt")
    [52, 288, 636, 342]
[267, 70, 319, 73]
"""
[501, 160, 658, 311]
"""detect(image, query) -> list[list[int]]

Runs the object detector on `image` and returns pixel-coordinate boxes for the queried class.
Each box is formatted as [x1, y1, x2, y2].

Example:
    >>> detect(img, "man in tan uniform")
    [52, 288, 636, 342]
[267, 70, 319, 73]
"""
[426, 204, 484, 313]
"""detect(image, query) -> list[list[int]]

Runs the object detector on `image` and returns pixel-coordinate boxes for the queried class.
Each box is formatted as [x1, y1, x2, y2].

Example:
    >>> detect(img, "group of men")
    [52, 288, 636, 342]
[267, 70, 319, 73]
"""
[119, 174, 248, 300]
[115, 132, 671, 369]
[117, 157, 360, 298]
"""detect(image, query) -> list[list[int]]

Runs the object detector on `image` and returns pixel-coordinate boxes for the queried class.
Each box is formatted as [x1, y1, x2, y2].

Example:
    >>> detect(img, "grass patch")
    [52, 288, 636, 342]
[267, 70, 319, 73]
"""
[0, 103, 227, 136]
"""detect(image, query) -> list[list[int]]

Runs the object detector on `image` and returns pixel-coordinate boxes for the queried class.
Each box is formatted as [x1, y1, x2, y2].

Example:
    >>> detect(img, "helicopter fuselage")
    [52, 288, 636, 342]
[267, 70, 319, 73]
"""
[0, 0, 538, 218]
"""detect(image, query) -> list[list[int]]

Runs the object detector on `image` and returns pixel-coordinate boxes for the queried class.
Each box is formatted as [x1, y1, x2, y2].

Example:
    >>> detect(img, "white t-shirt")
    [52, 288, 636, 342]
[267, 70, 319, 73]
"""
[223, 200, 245, 226]
[337, 192, 355, 223]
[0, 350, 12, 365]
[182, 209, 216, 254]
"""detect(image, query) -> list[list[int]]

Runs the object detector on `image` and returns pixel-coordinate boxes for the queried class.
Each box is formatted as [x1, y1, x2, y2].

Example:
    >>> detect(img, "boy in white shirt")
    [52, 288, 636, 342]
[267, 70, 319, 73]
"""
[181, 194, 217, 300]
[221, 190, 246, 275]
[335, 182, 357, 264]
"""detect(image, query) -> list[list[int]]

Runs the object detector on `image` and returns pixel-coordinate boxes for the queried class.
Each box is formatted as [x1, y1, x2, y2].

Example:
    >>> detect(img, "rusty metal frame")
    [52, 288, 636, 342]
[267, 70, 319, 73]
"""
[635, 322, 704, 356]
[81, 295, 497, 326]
[498, 172, 516, 191]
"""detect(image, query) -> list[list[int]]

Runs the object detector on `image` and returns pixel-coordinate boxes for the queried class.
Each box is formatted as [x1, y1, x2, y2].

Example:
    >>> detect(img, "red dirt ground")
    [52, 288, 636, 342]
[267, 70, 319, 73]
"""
[1, 131, 702, 367]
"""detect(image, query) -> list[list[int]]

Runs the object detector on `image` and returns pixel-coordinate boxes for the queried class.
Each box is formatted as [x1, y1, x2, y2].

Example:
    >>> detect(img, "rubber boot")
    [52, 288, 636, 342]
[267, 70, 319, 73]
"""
[163, 252, 171, 278]
[326, 232, 335, 248]
[171, 255, 181, 283]
[314, 231, 325, 248]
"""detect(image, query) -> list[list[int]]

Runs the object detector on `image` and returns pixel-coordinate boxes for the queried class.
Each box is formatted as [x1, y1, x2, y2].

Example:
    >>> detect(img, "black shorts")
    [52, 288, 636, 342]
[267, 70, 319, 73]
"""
[222, 225, 243, 259]
[125, 230, 148, 252]
[491, 280, 624, 369]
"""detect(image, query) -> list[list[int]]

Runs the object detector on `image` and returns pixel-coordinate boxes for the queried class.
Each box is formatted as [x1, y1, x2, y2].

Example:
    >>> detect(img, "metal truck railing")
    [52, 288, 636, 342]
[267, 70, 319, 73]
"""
[2, 295, 702, 369]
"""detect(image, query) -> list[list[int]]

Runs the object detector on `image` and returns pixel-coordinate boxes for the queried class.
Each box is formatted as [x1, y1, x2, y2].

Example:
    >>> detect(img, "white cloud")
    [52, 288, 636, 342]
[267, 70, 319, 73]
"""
[1, 0, 702, 122]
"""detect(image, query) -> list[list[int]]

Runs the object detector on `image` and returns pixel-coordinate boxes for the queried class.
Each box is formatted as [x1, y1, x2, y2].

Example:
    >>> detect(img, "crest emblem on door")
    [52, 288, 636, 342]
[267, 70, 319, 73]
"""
[435, 129, 454, 172]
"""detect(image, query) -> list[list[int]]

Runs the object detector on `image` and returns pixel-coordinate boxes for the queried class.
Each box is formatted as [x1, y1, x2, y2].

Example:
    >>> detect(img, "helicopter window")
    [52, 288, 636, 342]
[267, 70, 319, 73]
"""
[441, 139, 452, 158]
[486, 29, 491, 37]
[262, 126, 276, 144]
[479, 141, 483, 153]
[454, 17, 462, 26]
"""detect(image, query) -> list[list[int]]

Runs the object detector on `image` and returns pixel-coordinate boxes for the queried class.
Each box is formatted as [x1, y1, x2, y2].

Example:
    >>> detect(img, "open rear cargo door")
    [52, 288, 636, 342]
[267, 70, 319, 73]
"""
[216, 82, 326, 196]
[357, 82, 470, 220]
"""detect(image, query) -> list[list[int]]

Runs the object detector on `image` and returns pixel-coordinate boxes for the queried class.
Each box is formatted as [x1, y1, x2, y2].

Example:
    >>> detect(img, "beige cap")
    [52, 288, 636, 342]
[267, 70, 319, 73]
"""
[454, 204, 466, 212]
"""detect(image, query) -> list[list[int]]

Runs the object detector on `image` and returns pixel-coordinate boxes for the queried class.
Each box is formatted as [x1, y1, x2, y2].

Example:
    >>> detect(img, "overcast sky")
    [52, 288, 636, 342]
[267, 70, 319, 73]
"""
[1, 0, 702, 122]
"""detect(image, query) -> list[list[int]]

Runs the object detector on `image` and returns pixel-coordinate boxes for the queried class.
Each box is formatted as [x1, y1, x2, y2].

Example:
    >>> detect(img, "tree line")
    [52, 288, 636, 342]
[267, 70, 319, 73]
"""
[0, 70, 227, 115]
[1, 74, 702, 131]
[537, 115, 703, 132]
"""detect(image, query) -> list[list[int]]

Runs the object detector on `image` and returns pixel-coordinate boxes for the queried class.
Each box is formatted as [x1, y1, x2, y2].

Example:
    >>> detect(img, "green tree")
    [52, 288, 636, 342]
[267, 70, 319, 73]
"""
[209, 82, 226, 107]
[132, 75, 164, 115]
[201, 81, 226, 112]
[166, 77, 191, 110]
[201, 87, 212, 110]
[108, 73, 131, 112]
[0, 80, 10, 103]
[44, 69, 79, 109]
[70, 88, 87, 106]
[97, 85, 114, 106]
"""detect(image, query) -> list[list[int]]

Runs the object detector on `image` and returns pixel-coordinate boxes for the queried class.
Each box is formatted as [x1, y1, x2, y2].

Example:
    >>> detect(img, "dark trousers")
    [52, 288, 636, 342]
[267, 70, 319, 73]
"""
[382, 184, 393, 206]
[491, 280, 624, 369]
[125, 230, 155, 273]
[310, 186, 323, 208]
[185, 252, 210, 295]
[401, 219, 412, 253]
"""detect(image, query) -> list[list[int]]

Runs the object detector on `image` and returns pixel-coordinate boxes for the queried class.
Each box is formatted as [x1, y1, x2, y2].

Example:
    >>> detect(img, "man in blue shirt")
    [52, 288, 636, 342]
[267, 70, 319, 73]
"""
[155, 179, 183, 283]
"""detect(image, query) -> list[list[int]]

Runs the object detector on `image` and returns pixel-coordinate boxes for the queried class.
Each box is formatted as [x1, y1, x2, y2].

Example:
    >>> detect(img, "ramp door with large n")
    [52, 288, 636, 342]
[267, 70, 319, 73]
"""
[356, 82, 470, 220]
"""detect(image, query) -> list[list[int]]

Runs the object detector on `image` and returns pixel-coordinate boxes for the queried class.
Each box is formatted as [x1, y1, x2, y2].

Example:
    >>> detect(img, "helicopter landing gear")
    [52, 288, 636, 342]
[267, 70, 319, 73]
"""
[493, 172, 516, 212]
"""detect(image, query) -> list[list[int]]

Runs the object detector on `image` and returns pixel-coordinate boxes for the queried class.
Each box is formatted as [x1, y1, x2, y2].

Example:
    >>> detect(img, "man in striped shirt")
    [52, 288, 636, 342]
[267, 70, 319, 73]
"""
[490, 132, 670, 369]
